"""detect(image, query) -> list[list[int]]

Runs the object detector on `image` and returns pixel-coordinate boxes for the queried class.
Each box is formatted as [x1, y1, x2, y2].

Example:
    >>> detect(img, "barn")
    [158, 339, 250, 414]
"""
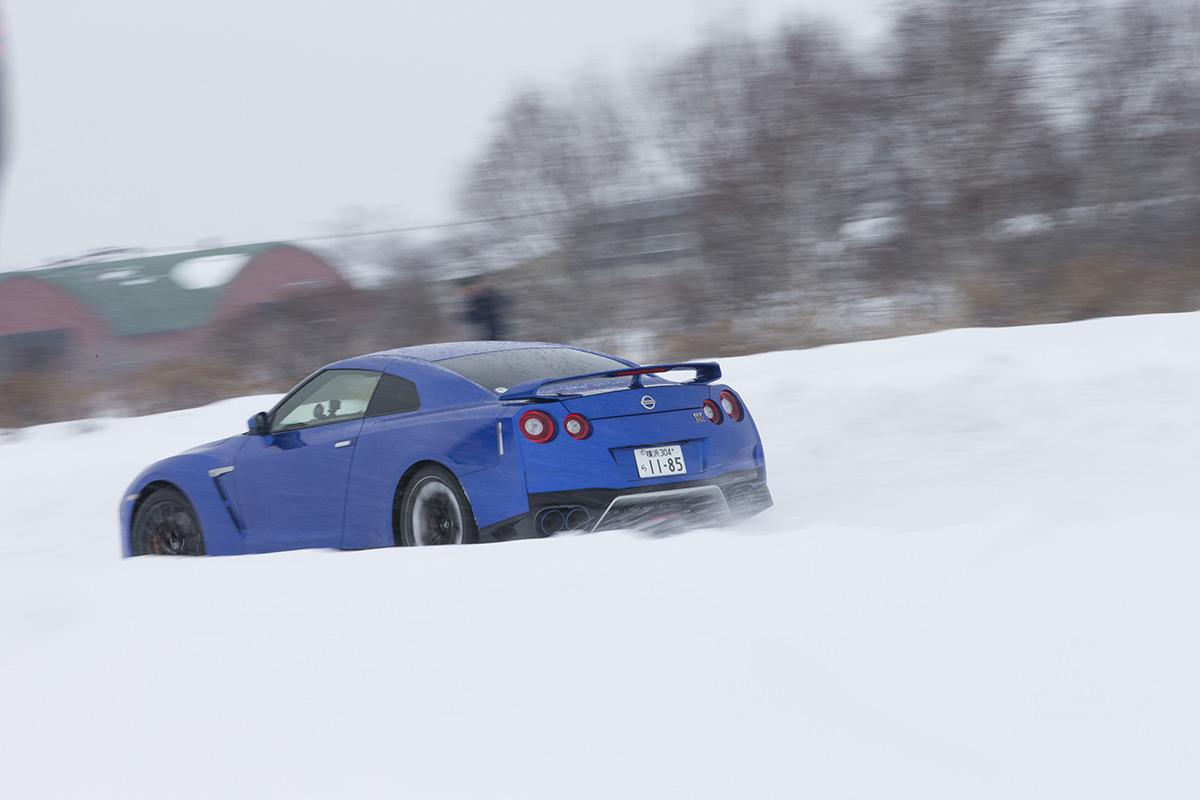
[0, 243, 348, 375]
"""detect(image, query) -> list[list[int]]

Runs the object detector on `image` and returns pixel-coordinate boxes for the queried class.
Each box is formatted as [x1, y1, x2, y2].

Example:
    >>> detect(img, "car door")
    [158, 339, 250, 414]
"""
[233, 369, 381, 551]
[340, 371, 424, 549]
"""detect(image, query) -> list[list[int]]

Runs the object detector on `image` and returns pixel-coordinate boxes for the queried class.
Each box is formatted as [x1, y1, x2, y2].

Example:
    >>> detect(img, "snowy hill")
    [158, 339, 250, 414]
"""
[2, 312, 1199, 799]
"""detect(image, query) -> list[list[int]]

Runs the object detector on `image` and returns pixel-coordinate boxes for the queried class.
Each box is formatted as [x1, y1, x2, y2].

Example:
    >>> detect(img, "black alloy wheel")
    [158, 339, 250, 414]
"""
[131, 488, 206, 556]
[398, 466, 478, 546]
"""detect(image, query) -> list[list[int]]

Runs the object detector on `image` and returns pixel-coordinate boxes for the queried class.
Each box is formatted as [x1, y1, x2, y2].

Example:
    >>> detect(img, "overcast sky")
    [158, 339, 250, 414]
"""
[1, 0, 888, 270]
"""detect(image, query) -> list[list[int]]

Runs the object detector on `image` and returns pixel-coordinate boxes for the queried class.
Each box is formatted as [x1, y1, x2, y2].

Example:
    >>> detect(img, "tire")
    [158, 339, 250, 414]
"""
[131, 487, 207, 556]
[397, 466, 478, 546]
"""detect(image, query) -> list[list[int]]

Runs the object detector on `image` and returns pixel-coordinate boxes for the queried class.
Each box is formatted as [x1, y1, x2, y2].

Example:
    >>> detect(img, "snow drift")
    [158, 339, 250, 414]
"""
[2, 312, 1198, 798]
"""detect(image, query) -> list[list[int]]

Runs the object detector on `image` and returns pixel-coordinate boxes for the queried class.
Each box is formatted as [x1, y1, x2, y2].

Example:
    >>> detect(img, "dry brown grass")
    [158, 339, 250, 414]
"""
[97, 359, 281, 417]
[0, 360, 286, 429]
[0, 371, 90, 428]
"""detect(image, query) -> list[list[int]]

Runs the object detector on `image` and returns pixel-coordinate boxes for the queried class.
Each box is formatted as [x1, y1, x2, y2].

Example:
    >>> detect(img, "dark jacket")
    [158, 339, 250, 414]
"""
[463, 288, 509, 341]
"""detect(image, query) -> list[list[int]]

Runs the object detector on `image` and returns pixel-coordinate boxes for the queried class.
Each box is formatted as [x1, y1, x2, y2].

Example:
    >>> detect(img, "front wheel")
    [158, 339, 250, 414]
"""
[131, 487, 206, 556]
[397, 466, 478, 546]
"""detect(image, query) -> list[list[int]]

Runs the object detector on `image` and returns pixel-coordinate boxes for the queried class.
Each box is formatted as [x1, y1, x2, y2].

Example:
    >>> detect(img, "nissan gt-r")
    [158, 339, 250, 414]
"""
[120, 341, 772, 555]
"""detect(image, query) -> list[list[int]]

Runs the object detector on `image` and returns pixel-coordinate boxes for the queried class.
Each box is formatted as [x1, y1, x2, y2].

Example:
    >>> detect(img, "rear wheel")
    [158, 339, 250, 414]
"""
[131, 487, 206, 556]
[398, 466, 478, 546]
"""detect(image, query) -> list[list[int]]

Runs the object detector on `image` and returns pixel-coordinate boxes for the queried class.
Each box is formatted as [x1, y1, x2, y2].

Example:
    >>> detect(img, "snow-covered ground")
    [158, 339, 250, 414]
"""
[2, 312, 1199, 798]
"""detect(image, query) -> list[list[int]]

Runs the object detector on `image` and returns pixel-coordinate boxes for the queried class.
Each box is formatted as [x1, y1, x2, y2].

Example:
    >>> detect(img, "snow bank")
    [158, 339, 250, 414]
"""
[2, 313, 1198, 798]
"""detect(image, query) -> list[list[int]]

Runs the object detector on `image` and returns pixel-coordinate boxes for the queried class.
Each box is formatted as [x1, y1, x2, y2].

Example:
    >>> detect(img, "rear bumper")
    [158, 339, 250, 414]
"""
[478, 467, 772, 542]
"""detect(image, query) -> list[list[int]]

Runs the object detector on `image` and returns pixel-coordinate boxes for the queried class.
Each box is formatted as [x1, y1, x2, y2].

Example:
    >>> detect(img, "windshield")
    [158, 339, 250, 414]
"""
[437, 347, 628, 394]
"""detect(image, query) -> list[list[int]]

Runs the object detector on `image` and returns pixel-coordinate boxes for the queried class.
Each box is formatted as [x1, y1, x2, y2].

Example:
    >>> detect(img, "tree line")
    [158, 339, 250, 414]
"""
[445, 0, 1200, 355]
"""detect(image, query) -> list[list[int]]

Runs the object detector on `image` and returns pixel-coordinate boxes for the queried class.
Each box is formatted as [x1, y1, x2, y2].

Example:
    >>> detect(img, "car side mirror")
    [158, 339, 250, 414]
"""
[247, 411, 271, 436]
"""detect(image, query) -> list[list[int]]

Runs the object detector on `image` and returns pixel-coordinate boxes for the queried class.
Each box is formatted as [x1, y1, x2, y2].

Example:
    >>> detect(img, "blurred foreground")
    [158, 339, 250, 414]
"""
[1, 311, 1198, 798]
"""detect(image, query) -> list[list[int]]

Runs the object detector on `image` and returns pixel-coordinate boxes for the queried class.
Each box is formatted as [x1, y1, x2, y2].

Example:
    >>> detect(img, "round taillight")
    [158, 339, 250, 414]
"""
[719, 390, 744, 422]
[563, 413, 591, 440]
[702, 399, 723, 424]
[519, 410, 556, 443]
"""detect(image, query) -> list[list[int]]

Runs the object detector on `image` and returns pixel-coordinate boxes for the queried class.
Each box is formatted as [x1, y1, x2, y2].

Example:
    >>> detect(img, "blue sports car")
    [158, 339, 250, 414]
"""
[120, 341, 772, 555]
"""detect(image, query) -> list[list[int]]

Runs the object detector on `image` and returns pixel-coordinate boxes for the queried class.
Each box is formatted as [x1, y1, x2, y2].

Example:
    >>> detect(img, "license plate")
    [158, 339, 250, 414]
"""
[634, 445, 687, 478]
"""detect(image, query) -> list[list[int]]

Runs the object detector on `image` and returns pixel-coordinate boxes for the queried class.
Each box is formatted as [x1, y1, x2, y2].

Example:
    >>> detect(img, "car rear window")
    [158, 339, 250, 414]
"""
[438, 348, 628, 393]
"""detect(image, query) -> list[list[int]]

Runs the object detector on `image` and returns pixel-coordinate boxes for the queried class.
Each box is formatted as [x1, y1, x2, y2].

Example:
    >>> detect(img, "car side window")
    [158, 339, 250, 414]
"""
[271, 369, 382, 433]
[366, 374, 421, 417]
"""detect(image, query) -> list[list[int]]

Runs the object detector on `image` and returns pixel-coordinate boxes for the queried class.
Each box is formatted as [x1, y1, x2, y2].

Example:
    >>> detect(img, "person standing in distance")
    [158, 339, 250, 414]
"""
[455, 274, 510, 341]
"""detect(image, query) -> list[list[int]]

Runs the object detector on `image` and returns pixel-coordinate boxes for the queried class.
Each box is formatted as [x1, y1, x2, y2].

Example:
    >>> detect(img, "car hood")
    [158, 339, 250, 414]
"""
[182, 434, 246, 457]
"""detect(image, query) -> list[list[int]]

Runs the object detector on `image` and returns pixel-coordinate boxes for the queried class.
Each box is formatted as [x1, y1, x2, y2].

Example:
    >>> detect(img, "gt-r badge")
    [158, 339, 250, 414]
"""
[694, 411, 706, 423]
[640, 395, 656, 410]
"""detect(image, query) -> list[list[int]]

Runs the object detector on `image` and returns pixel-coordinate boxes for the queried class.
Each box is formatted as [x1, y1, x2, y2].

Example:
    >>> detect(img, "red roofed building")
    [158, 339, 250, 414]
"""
[0, 242, 349, 374]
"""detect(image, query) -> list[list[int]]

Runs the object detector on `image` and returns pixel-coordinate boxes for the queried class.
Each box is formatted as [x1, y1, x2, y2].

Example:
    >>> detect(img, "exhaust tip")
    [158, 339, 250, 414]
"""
[537, 509, 566, 536]
[565, 507, 591, 531]
[536, 506, 592, 535]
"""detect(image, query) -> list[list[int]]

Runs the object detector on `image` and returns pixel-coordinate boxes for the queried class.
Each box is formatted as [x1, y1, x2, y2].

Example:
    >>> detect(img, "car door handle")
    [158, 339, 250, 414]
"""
[334, 439, 354, 449]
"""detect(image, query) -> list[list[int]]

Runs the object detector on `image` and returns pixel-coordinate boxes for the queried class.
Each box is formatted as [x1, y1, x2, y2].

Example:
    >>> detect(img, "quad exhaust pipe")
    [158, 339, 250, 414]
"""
[536, 506, 592, 535]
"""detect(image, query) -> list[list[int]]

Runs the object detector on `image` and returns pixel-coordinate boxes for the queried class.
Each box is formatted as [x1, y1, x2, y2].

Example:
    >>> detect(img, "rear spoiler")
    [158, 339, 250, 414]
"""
[499, 362, 722, 402]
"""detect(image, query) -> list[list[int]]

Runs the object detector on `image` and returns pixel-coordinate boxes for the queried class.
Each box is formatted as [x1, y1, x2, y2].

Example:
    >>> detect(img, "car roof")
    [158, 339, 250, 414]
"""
[371, 340, 570, 362]
[312, 341, 636, 407]
[321, 341, 581, 374]
[317, 342, 588, 407]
